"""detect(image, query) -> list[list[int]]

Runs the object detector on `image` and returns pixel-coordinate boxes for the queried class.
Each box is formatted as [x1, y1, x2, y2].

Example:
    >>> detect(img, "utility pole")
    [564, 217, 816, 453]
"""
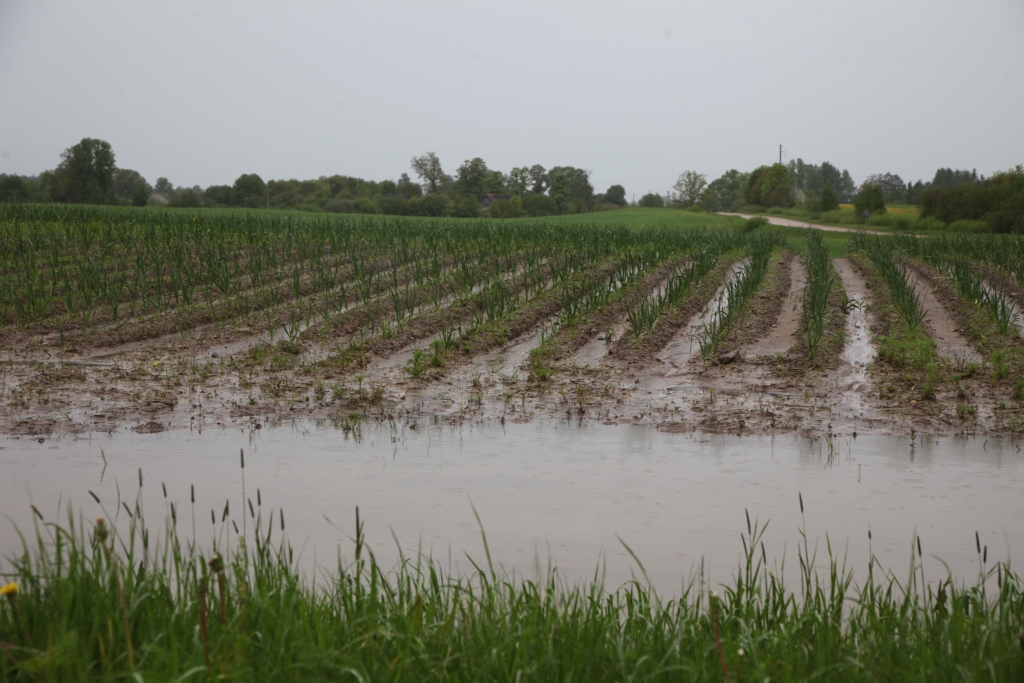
[779, 144, 782, 165]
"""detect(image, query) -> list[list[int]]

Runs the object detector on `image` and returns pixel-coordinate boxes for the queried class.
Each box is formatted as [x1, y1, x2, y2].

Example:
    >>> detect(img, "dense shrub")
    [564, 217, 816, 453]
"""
[920, 167, 1024, 233]
[378, 197, 410, 216]
[410, 194, 449, 217]
[353, 198, 381, 214]
[171, 188, 201, 208]
[638, 193, 664, 208]
[490, 196, 525, 219]
[915, 217, 945, 231]
[324, 198, 354, 213]
[450, 196, 480, 218]
[522, 193, 557, 217]
[818, 209, 853, 224]
[743, 216, 770, 232]
[854, 185, 887, 217]
[948, 219, 990, 233]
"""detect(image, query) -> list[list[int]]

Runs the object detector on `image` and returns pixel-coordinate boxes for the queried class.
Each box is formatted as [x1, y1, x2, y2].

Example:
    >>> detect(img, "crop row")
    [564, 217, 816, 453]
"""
[890, 231, 1024, 286]
[853, 235, 926, 330]
[883, 232, 1020, 336]
[802, 231, 839, 357]
[695, 233, 784, 361]
[0, 204, 725, 341]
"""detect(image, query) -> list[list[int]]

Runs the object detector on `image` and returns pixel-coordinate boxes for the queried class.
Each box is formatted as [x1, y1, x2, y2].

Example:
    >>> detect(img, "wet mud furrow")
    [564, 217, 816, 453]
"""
[17, 251, 406, 351]
[701, 250, 795, 357]
[540, 255, 692, 369]
[334, 264, 551, 381]
[605, 256, 743, 372]
[903, 261, 981, 363]
[1, 252, 459, 364]
[5, 247, 1023, 440]
[831, 258, 878, 415]
[745, 254, 803, 358]
[433, 258, 626, 379]
[651, 258, 748, 375]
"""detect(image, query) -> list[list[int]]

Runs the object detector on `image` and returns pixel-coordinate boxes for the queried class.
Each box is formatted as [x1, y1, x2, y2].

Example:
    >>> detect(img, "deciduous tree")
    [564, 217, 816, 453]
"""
[854, 184, 886, 217]
[410, 152, 446, 194]
[0, 175, 27, 203]
[528, 164, 548, 194]
[454, 158, 490, 198]
[233, 174, 266, 208]
[396, 173, 422, 197]
[507, 167, 530, 196]
[671, 171, 707, 208]
[706, 170, 748, 211]
[604, 184, 627, 206]
[759, 164, 793, 208]
[819, 182, 839, 212]
[863, 173, 907, 204]
[113, 169, 152, 206]
[638, 192, 664, 208]
[52, 138, 116, 204]
[548, 167, 594, 213]
[483, 170, 508, 194]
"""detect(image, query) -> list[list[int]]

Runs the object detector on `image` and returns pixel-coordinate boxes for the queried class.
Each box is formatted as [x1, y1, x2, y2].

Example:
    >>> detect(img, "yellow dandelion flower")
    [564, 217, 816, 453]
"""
[0, 582, 18, 597]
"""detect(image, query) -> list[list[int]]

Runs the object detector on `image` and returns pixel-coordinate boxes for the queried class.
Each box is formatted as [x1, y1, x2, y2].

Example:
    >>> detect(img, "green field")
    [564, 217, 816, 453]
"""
[144, 205, 745, 230]
[2, 492, 1023, 682]
[521, 207, 743, 230]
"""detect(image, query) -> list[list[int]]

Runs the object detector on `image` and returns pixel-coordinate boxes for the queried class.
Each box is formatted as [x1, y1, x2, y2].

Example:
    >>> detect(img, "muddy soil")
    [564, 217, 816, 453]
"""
[745, 255, 803, 358]
[905, 262, 980, 363]
[2, 252, 1022, 441]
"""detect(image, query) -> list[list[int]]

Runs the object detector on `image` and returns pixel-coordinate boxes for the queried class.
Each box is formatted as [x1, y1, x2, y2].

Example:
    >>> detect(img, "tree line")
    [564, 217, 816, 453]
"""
[652, 159, 1020, 232]
[0, 139, 630, 219]
[1, 137, 1018, 231]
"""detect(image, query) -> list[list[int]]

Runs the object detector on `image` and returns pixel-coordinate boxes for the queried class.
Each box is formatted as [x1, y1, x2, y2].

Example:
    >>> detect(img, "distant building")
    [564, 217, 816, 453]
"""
[480, 193, 511, 207]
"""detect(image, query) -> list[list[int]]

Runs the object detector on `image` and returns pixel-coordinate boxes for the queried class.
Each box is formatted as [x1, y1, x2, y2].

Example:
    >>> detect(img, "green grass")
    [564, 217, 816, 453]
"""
[3, 484, 1023, 682]
[776, 228, 853, 258]
[520, 207, 743, 230]
[154, 205, 744, 231]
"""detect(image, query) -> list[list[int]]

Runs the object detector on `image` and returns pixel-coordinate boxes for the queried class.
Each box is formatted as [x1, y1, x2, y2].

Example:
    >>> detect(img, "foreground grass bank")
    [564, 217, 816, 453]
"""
[2, 489, 1022, 682]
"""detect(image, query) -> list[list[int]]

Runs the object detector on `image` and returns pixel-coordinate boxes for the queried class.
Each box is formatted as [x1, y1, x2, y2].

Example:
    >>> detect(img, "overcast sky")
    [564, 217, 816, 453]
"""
[2, 0, 1023, 198]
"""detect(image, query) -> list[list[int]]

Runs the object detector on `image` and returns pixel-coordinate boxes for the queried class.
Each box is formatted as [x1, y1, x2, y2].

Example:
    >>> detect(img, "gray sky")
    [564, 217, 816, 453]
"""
[2, 0, 1023, 198]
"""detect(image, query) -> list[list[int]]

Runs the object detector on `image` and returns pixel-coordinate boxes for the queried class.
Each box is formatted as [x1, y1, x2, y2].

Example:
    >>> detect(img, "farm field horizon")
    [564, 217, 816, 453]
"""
[2, 200, 1024, 681]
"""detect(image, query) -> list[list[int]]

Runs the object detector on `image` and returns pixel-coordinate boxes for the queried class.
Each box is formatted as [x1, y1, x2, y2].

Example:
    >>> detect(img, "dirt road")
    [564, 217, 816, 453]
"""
[721, 213, 888, 235]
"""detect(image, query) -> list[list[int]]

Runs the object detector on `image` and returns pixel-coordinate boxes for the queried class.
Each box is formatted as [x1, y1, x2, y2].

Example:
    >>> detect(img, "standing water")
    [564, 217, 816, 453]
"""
[2, 421, 1021, 593]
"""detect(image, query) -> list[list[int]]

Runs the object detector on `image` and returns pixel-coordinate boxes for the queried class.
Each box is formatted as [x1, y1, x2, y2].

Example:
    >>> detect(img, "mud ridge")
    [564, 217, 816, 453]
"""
[606, 256, 741, 371]
[903, 260, 981, 362]
[436, 258, 625, 378]
[537, 254, 693, 371]
[727, 250, 796, 356]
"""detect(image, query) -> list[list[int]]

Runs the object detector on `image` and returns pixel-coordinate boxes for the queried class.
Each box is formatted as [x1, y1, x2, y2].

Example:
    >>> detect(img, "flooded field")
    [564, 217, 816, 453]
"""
[2, 207, 1023, 592]
[3, 420, 1021, 592]
[2, 208, 1023, 679]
